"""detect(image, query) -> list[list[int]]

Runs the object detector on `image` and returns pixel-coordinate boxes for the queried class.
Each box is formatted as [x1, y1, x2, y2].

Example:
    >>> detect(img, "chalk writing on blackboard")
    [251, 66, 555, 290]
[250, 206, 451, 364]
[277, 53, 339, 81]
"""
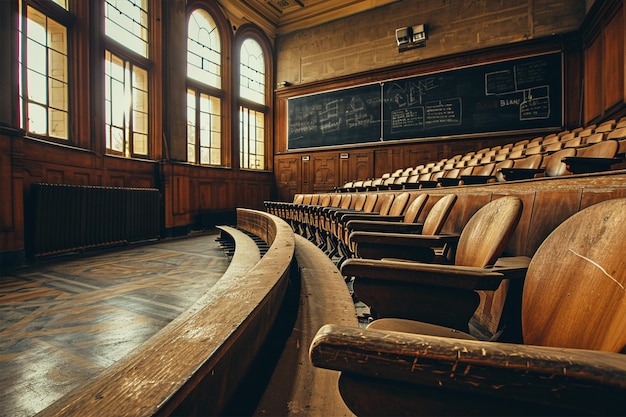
[287, 52, 562, 149]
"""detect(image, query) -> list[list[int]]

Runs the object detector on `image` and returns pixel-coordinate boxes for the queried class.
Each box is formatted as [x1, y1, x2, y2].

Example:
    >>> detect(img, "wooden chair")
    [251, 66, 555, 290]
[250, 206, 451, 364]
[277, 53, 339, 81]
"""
[460, 162, 496, 184]
[541, 148, 575, 177]
[347, 194, 457, 262]
[563, 139, 621, 174]
[343, 196, 524, 332]
[498, 154, 544, 180]
[311, 198, 626, 416]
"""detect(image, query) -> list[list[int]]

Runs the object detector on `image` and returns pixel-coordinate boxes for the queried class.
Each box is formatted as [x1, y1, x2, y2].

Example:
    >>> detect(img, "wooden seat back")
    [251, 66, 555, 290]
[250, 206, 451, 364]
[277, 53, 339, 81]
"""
[361, 193, 379, 213]
[471, 162, 496, 176]
[454, 196, 523, 267]
[512, 154, 543, 169]
[318, 194, 332, 206]
[576, 139, 618, 158]
[542, 148, 575, 177]
[421, 194, 457, 235]
[351, 193, 367, 210]
[339, 194, 353, 209]
[387, 192, 410, 216]
[494, 159, 513, 182]
[402, 194, 429, 223]
[329, 193, 342, 206]
[522, 198, 626, 352]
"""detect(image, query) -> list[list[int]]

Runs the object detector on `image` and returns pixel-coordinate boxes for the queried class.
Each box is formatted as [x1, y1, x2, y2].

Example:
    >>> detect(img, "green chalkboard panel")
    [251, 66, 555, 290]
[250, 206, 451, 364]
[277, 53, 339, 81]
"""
[383, 52, 562, 140]
[287, 52, 562, 149]
[287, 84, 382, 150]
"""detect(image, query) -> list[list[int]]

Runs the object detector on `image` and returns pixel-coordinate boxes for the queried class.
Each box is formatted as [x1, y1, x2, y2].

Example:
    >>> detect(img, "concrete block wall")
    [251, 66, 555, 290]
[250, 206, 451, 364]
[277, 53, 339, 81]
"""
[276, 0, 586, 85]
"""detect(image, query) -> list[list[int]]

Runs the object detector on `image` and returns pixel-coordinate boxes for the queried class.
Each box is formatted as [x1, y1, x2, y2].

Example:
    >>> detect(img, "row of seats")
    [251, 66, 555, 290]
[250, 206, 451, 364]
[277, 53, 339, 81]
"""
[310, 200, 625, 416]
[339, 117, 626, 191]
[264, 188, 626, 415]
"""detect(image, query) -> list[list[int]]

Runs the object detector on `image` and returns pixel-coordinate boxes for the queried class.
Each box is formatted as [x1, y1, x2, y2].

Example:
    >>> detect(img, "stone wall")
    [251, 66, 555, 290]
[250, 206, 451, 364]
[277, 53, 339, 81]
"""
[275, 0, 586, 85]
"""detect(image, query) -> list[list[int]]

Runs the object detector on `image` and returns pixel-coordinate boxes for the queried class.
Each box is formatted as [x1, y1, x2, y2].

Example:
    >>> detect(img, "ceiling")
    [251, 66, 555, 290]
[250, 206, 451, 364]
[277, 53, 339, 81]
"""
[226, 0, 400, 37]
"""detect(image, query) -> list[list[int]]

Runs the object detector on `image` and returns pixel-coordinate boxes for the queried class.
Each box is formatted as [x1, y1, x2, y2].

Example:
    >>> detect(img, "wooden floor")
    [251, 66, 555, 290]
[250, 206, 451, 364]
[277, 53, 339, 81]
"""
[0, 232, 230, 417]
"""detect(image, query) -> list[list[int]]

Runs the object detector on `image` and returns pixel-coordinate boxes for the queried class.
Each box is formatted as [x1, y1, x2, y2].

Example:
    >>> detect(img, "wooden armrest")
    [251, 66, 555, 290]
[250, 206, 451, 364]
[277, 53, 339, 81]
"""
[437, 177, 462, 187]
[499, 168, 545, 181]
[562, 156, 623, 174]
[349, 231, 460, 249]
[460, 175, 495, 185]
[347, 220, 423, 233]
[341, 257, 528, 329]
[310, 324, 626, 416]
[418, 180, 439, 188]
[341, 258, 509, 290]
[337, 212, 387, 223]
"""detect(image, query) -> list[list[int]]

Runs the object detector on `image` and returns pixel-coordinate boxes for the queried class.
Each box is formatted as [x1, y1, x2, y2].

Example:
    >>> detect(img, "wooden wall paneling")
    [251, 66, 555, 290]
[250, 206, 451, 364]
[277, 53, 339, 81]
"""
[275, 156, 299, 200]
[438, 192, 492, 235]
[583, 34, 602, 124]
[580, 187, 626, 209]
[0, 133, 24, 258]
[373, 149, 391, 178]
[340, 151, 374, 184]
[390, 147, 406, 173]
[405, 146, 436, 170]
[312, 155, 337, 192]
[525, 188, 582, 255]
[301, 155, 312, 193]
[603, 4, 625, 112]
[339, 154, 350, 186]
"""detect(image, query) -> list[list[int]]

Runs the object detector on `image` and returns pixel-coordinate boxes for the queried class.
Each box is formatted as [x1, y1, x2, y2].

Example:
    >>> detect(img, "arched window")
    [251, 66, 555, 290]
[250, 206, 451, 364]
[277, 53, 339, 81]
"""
[239, 37, 267, 170]
[104, 0, 150, 157]
[187, 8, 223, 166]
[18, 0, 70, 141]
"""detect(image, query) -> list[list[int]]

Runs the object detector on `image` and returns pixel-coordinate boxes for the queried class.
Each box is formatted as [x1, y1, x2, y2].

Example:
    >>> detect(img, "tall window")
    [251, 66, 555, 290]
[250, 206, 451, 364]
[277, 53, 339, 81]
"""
[18, 0, 70, 140]
[239, 38, 266, 170]
[187, 9, 222, 166]
[104, 0, 149, 157]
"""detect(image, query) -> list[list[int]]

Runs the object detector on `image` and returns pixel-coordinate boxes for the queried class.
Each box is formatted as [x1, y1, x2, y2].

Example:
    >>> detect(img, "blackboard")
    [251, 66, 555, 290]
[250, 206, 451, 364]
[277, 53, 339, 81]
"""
[287, 52, 562, 150]
[287, 84, 382, 149]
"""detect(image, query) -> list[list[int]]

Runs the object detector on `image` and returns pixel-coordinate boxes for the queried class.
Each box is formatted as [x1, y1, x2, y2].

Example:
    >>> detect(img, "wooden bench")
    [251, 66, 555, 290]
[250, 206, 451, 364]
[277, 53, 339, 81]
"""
[37, 208, 295, 417]
[254, 233, 357, 416]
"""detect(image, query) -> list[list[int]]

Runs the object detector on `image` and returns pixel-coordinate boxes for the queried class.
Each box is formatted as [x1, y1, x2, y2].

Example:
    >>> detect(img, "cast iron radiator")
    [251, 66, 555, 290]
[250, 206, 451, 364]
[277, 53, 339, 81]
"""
[29, 183, 160, 257]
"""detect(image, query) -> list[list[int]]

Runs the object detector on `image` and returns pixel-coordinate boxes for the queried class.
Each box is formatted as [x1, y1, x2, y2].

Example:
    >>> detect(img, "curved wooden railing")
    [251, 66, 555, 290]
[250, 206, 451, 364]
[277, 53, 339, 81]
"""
[37, 208, 295, 417]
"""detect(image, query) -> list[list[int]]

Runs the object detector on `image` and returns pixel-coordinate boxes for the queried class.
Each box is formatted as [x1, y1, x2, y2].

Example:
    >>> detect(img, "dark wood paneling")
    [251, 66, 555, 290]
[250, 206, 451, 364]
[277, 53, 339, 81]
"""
[603, 5, 624, 111]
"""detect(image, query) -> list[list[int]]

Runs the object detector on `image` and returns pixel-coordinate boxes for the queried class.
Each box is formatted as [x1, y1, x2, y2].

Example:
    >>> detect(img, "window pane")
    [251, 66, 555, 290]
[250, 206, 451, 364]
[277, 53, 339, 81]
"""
[198, 93, 221, 165]
[187, 89, 197, 163]
[239, 39, 265, 104]
[239, 106, 265, 170]
[131, 66, 149, 155]
[187, 9, 221, 88]
[105, 51, 149, 157]
[27, 103, 47, 134]
[49, 108, 68, 139]
[105, 0, 149, 58]
[21, 6, 69, 140]
[51, 0, 68, 10]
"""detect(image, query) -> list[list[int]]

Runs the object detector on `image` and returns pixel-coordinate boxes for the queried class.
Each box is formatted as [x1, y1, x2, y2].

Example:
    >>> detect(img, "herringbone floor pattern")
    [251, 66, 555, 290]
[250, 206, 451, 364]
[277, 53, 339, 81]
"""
[0, 232, 230, 417]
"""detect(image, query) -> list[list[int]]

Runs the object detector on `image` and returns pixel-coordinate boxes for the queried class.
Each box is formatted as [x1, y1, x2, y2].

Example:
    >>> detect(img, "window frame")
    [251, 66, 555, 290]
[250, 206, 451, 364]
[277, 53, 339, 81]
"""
[18, 0, 74, 144]
[235, 27, 272, 172]
[102, 0, 153, 159]
[186, 6, 228, 167]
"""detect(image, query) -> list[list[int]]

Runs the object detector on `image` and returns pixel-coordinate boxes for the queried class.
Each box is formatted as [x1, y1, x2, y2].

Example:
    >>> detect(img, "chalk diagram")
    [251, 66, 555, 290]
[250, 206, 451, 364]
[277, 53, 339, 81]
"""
[485, 60, 551, 121]
[319, 99, 341, 135]
[386, 76, 462, 133]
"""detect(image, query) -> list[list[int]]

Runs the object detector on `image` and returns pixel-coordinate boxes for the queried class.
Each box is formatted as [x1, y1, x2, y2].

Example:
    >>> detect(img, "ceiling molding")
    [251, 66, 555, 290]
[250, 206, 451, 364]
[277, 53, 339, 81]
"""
[220, 0, 400, 38]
